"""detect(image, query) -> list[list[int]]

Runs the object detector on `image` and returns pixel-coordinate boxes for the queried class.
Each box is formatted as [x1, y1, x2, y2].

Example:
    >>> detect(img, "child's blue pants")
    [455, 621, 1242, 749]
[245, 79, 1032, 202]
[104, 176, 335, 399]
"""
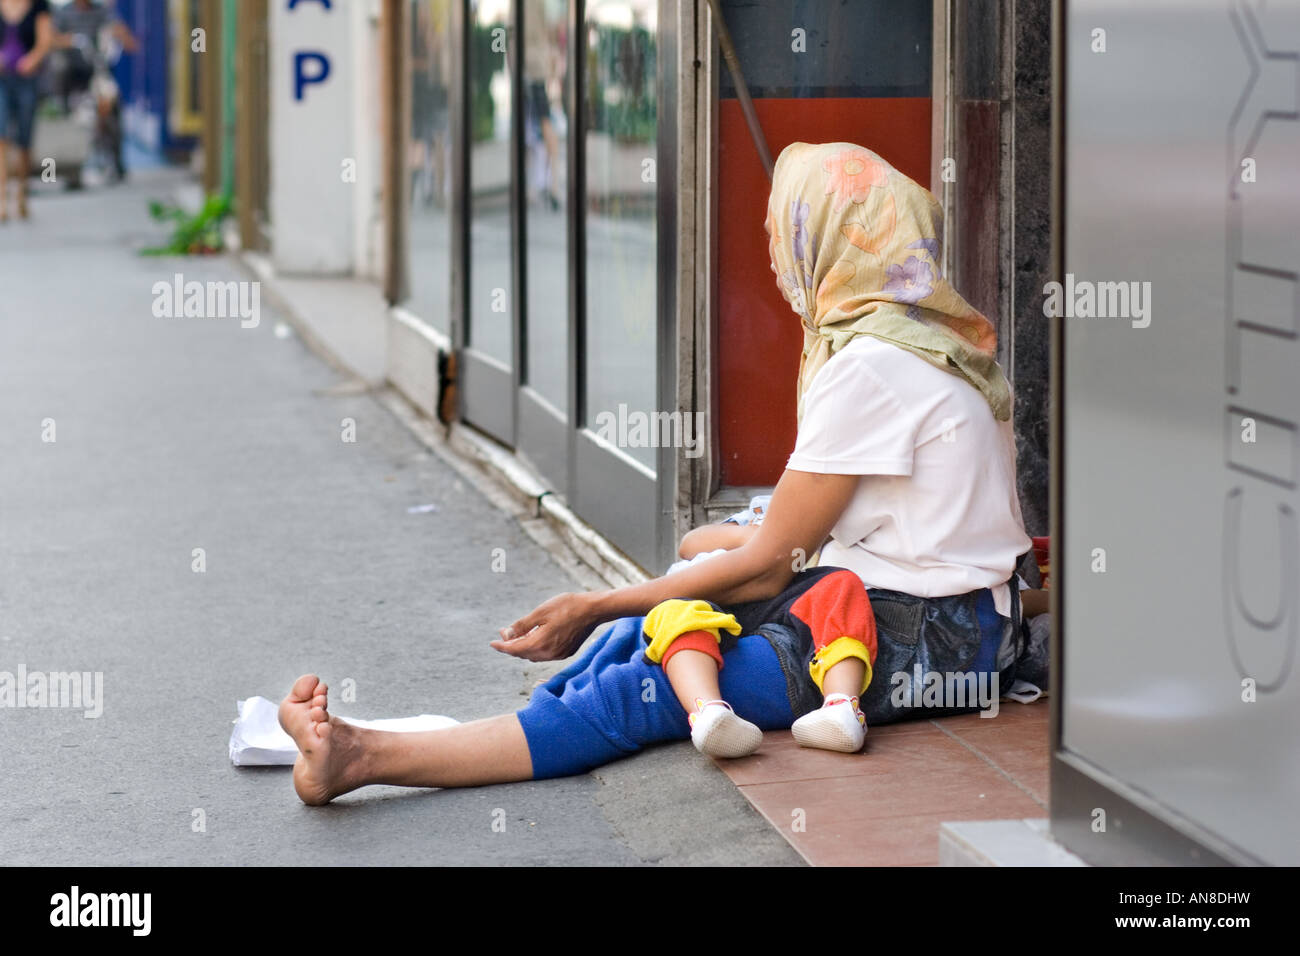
[516, 616, 794, 779]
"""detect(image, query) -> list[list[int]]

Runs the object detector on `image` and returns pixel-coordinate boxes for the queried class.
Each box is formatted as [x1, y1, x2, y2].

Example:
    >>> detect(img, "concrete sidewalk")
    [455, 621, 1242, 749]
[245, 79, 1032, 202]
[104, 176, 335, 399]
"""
[0, 170, 799, 866]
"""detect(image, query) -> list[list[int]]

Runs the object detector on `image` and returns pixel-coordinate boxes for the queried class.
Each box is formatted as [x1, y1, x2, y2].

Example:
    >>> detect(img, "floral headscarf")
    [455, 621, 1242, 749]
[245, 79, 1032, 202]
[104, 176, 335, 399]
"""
[766, 142, 1012, 422]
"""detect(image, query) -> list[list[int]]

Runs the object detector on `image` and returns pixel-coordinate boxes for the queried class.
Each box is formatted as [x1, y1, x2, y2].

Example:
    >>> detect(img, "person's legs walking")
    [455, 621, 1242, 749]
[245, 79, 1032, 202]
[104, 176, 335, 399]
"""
[111, 99, 126, 180]
[3, 74, 38, 219]
[13, 143, 27, 218]
[0, 137, 9, 223]
[0, 75, 13, 222]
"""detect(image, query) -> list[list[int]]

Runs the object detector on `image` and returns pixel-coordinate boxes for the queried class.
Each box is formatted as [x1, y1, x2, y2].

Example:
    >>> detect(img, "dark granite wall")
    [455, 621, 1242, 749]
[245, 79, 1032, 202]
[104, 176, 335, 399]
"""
[1011, 0, 1053, 538]
[951, 0, 1052, 538]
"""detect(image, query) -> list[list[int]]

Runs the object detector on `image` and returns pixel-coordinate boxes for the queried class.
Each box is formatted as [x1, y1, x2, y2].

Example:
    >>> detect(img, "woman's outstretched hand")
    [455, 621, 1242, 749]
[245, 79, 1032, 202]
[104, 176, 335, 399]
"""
[491, 591, 602, 662]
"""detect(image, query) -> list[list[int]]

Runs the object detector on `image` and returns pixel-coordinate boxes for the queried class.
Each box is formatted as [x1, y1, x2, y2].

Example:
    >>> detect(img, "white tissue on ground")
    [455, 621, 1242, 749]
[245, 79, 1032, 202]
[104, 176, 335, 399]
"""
[229, 695, 460, 767]
[1002, 679, 1045, 704]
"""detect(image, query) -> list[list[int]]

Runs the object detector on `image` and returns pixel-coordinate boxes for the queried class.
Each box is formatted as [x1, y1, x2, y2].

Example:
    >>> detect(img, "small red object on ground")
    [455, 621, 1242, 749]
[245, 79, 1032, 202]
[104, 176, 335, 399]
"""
[1032, 536, 1050, 589]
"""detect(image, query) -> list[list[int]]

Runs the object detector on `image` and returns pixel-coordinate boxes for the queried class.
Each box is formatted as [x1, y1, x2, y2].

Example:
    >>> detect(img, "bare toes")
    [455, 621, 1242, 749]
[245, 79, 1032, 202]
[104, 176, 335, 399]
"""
[289, 674, 320, 702]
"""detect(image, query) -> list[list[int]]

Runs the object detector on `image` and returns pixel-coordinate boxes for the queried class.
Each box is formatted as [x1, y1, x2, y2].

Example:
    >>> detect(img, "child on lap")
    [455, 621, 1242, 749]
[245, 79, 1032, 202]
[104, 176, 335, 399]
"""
[647, 503, 878, 758]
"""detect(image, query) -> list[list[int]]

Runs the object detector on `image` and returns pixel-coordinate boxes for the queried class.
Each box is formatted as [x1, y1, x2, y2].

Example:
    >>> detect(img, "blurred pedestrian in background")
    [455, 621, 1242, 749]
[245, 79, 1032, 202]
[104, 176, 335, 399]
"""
[0, 0, 52, 221]
[51, 0, 137, 181]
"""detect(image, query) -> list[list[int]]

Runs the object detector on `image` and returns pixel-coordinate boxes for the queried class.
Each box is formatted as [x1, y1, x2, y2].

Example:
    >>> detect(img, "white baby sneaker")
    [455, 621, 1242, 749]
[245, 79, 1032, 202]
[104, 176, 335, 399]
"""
[791, 693, 867, 752]
[689, 699, 763, 758]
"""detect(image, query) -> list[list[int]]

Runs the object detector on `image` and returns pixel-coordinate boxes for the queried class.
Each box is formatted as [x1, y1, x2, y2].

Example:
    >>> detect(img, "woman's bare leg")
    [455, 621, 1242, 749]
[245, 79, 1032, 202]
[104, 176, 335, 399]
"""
[279, 674, 534, 806]
[15, 147, 29, 218]
[0, 141, 9, 221]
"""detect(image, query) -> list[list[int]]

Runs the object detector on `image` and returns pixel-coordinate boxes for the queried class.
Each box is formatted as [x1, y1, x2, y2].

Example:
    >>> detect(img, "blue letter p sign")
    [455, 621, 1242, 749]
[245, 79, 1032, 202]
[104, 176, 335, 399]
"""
[294, 51, 331, 101]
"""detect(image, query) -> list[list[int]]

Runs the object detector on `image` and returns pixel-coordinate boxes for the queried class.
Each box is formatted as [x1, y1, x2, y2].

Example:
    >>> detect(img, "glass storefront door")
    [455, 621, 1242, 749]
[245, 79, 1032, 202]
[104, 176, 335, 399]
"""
[449, 0, 670, 570]
[462, 0, 518, 442]
[418, 1, 934, 572]
[571, 0, 666, 570]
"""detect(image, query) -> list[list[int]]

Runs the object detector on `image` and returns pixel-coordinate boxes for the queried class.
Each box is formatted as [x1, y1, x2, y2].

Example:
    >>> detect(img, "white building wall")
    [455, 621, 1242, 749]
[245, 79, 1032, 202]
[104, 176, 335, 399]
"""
[350, 0, 386, 282]
[269, 0, 381, 276]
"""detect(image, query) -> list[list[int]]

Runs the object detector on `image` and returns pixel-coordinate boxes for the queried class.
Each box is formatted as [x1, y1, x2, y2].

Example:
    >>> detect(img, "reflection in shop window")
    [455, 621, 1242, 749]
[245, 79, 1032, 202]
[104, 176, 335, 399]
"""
[523, 0, 569, 414]
[469, 0, 515, 367]
[584, 0, 657, 472]
[405, 0, 454, 336]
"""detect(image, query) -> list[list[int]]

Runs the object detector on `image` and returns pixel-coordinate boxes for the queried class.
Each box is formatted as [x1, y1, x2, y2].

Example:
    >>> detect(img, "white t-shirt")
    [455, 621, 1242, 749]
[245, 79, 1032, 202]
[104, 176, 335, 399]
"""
[786, 336, 1030, 615]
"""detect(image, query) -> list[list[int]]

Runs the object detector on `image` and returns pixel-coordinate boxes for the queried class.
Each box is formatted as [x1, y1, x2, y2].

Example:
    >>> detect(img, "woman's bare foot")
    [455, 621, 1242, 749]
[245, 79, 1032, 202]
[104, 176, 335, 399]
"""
[278, 674, 370, 805]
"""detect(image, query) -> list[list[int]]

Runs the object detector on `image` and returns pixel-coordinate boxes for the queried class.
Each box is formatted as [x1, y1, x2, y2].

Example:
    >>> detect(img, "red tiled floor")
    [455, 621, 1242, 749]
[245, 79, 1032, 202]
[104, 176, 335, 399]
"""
[940, 703, 1047, 727]
[857, 716, 947, 735]
[721, 725, 966, 786]
[717, 699, 1051, 865]
[940, 722, 1051, 772]
[1012, 768, 1050, 806]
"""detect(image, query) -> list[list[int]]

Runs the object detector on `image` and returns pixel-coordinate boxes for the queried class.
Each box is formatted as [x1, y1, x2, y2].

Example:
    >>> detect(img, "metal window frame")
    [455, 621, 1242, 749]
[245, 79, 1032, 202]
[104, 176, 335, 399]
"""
[688, 0, 713, 522]
[695, 1, 776, 526]
[452, 0, 470, 403]
[656, 0, 683, 571]
[381, 0, 408, 303]
[566, 0, 585, 496]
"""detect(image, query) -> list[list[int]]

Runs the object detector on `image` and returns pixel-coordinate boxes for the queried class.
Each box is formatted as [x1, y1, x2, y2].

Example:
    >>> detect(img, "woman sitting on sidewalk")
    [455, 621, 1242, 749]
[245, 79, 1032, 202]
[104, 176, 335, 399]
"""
[280, 141, 1033, 805]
